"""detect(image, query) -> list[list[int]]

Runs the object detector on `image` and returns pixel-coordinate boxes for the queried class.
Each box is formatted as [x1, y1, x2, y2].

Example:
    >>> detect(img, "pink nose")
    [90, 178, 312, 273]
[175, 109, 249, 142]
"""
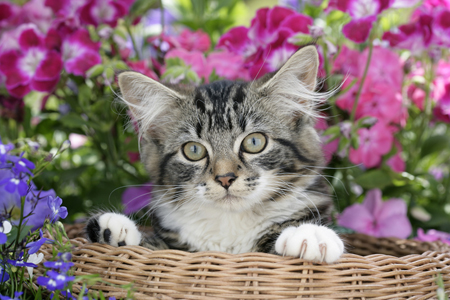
[215, 173, 237, 189]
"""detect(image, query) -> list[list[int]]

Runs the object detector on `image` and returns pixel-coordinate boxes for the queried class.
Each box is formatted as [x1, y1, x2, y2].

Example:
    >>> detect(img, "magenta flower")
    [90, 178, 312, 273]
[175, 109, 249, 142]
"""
[79, 0, 134, 27]
[177, 29, 211, 52]
[127, 60, 158, 80]
[416, 228, 450, 245]
[122, 184, 152, 215]
[349, 121, 394, 168]
[386, 142, 405, 173]
[217, 6, 313, 79]
[432, 8, 450, 47]
[0, 24, 62, 98]
[207, 51, 249, 80]
[434, 95, 450, 123]
[383, 11, 434, 54]
[338, 189, 412, 239]
[62, 28, 101, 76]
[0, 1, 21, 30]
[315, 118, 339, 164]
[22, 0, 54, 33]
[165, 48, 210, 80]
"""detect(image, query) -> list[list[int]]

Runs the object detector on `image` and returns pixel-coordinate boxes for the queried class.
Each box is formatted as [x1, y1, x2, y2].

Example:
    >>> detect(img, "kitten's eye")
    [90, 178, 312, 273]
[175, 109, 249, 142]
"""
[183, 142, 207, 161]
[242, 133, 267, 153]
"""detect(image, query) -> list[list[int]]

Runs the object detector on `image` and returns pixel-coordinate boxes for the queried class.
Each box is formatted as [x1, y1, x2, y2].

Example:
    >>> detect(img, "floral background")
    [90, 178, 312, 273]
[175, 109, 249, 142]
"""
[0, 0, 450, 297]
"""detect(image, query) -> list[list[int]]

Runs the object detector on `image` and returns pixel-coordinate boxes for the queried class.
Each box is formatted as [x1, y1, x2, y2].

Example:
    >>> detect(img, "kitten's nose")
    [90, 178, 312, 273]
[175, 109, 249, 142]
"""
[215, 173, 237, 189]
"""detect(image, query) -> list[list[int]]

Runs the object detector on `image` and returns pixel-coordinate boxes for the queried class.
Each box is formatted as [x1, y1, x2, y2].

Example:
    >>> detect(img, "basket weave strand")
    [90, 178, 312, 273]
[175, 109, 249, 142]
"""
[37, 236, 450, 300]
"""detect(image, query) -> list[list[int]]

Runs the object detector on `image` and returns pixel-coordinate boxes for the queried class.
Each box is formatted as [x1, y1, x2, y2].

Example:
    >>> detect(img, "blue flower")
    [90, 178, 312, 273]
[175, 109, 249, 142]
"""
[0, 233, 6, 245]
[0, 139, 14, 164]
[26, 229, 54, 254]
[57, 252, 72, 262]
[43, 261, 74, 272]
[47, 196, 68, 222]
[37, 270, 75, 291]
[0, 266, 10, 283]
[0, 176, 28, 196]
[7, 259, 37, 268]
[51, 290, 76, 300]
[9, 154, 35, 175]
[0, 292, 23, 300]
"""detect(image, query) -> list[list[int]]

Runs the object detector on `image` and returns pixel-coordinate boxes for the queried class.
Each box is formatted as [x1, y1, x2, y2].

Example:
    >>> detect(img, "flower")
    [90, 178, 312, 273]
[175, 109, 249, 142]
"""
[62, 28, 102, 76]
[79, 0, 135, 28]
[0, 266, 9, 283]
[26, 253, 44, 278]
[177, 29, 211, 52]
[122, 184, 152, 215]
[44, 261, 74, 272]
[206, 51, 249, 80]
[217, 6, 313, 78]
[349, 121, 394, 168]
[0, 24, 63, 97]
[126, 60, 158, 80]
[0, 176, 29, 196]
[47, 196, 68, 223]
[68, 133, 88, 149]
[0, 292, 23, 300]
[416, 228, 450, 244]
[37, 270, 74, 291]
[26, 229, 54, 254]
[338, 189, 412, 239]
[0, 220, 12, 234]
[165, 48, 210, 79]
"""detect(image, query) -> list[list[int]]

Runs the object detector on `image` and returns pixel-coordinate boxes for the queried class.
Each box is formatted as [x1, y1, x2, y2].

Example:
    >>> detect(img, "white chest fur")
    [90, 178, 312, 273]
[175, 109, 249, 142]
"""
[156, 192, 323, 254]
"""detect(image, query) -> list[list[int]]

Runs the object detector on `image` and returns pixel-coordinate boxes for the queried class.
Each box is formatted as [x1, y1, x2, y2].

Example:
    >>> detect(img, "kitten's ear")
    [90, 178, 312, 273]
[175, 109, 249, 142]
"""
[258, 45, 324, 119]
[118, 72, 182, 138]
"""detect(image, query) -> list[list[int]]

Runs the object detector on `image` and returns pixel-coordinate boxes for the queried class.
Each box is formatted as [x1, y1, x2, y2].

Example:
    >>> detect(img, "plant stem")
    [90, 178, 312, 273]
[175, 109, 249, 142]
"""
[125, 20, 141, 60]
[350, 40, 374, 123]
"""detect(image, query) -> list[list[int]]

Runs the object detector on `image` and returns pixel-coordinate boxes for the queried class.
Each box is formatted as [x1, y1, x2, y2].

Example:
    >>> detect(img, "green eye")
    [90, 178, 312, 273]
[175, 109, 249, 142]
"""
[242, 133, 267, 153]
[183, 142, 207, 161]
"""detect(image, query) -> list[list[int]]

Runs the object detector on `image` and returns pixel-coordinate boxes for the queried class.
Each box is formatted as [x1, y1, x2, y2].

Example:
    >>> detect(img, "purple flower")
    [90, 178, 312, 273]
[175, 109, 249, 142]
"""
[0, 139, 14, 163]
[47, 196, 68, 222]
[7, 259, 37, 268]
[9, 154, 35, 175]
[416, 228, 450, 245]
[43, 261, 74, 272]
[0, 266, 9, 283]
[38, 270, 75, 291]
[338, 189, 412, 239]
[57, 252, 72, 262]
[0, 292, 22, 300]
[26, 229, 53, 254]
[122, 184, 152, 214]
[0, 176, 28, 196]
[0, 233, 6, 245]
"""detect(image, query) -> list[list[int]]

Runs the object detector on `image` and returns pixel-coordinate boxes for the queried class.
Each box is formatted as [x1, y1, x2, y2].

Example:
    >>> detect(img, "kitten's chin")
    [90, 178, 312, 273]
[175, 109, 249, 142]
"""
[213, 193, 256, 212]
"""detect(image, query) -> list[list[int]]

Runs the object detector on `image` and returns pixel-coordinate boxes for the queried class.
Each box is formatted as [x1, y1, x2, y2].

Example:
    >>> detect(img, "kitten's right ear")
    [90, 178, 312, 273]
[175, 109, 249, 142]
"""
[118, 72, 182, 138]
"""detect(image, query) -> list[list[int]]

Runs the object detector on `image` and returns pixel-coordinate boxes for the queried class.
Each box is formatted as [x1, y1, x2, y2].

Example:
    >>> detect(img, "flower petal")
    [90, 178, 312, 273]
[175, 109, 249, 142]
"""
[362, 189, 383, 217]
[342, 16, 375, 43]
[338, 203, 375, 235]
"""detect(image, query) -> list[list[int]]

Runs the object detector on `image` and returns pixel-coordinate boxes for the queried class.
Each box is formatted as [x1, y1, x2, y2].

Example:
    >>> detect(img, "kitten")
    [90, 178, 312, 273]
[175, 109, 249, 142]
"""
[86, 46, 344, 263]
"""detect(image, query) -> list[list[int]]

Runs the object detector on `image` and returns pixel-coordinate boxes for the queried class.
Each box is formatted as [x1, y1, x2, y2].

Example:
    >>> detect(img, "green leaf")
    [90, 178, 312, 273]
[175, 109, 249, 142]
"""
[420, 135, 450, 158]
[7, 225, 34, 246]
[355, 169, 393, 189]
[165, 57, 186, 68]
[86, 64, 104, 78]
[78, 84, 91, 109]
[113, 61, 128, 70]
[130, 0, 157, 16]
[60, 113, 87, 128]
[323, 125, 340, 137]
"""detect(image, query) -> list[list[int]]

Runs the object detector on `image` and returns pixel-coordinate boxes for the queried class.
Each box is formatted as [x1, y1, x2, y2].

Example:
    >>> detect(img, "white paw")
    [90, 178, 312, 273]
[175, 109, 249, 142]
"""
[275, 224, 344, 263]
[98, 213, 141, 246]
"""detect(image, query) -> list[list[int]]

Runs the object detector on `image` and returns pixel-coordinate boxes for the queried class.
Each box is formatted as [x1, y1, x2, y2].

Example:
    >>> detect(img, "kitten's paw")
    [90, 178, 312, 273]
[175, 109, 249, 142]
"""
[275, 224, 344, 263]
[86, 213, 141, 247]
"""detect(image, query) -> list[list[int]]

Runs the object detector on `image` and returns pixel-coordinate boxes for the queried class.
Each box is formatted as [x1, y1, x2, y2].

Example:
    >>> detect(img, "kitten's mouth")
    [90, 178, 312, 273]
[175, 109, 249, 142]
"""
[221, 194, 240, 201]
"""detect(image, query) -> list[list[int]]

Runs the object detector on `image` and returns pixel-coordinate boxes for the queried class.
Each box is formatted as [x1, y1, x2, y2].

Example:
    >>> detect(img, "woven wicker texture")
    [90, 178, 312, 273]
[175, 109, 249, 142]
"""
[35, 224, 450, 299]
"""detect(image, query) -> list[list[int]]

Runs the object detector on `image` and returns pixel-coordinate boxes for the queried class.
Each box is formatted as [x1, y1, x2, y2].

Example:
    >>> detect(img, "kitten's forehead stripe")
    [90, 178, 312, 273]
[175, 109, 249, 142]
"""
[273, 138, 314, 164]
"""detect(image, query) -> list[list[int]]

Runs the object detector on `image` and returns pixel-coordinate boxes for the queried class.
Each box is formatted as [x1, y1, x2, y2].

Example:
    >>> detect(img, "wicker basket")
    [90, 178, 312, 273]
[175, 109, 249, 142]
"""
[36, 224, 450, 299]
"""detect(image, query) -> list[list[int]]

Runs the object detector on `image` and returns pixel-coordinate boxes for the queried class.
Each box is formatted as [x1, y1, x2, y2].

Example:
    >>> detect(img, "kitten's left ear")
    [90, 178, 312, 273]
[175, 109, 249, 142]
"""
[257, 45, 324, 119]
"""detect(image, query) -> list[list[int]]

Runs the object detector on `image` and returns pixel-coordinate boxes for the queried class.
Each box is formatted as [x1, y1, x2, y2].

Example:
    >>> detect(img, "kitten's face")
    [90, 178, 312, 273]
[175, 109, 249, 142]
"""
[119, 46, 326, 212]
[141, 81, 324, 212]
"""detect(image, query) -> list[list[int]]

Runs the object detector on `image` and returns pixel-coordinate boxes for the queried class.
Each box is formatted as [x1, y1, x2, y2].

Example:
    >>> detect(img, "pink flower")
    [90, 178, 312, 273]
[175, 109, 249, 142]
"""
[407, 85, 425, 110]
[432, 8, 450, 47]
[62, 28, 101, 76]
[416, 228, 450, 245]
[177, 29, 211, 52]
[79, 0, 134, 27]
[338, 189, 412, 239]
[383, 11, 434, 54]
[386, 142, 405, 173]
[332, 45, 359, 76]
[0, 1, 21, 30]
[127, 60, 158, 80]
[349, 121, 393, 168]
[362, 47, 403, 89]
[165, 48, 210, 79]
[342, 16, 376, 43]
[207, 51, 249, 80]
[315, 118, 339, 164]
[22, 0, 54, 33]
[68, 133, 88, 149]
[433, 85, 450, 123]
[122, 184, 152, 215]
[0, 24, 62, 98]
[217, 6, 313, 78]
